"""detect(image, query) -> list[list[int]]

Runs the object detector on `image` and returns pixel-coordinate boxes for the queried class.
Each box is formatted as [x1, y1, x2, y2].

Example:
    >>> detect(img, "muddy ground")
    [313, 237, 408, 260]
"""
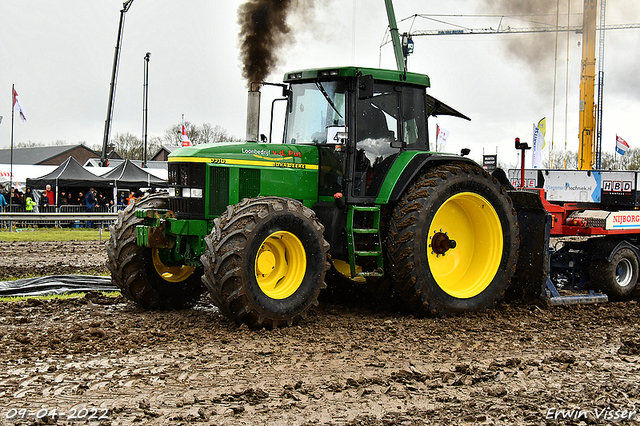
[0, 241, 108, 281]
[0, 240, 640, 425]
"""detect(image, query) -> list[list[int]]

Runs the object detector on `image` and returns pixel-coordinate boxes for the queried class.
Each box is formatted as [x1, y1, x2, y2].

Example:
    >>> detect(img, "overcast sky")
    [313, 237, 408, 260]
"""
[1, 0, 639, 168]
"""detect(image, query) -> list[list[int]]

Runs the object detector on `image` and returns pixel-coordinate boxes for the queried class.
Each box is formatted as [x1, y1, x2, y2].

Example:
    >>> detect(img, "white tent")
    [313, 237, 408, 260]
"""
[0, 164, 57, 191]
[0, 162, 165, 192]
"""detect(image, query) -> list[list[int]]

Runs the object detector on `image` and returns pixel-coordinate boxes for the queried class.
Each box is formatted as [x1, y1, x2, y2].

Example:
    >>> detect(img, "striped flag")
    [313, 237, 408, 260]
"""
[182, 114, 192, 147]
[12, 87, 27, 122]
[616, 135, 629, 155]
[436, 124, 450, 146]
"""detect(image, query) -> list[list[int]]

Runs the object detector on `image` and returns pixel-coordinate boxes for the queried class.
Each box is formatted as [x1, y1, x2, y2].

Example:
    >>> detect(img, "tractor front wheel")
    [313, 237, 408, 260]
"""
[106, 193, 205, 309]
[387, 163, 519, 316]
[201, 197, 330, 328]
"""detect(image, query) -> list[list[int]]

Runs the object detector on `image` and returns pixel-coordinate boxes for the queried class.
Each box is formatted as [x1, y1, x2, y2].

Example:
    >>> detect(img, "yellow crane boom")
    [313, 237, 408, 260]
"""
[578, 0, 598, 170]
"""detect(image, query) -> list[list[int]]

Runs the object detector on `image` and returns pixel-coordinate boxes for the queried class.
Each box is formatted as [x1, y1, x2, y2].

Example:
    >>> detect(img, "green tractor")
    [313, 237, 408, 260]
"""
[106, 66, 524, 327]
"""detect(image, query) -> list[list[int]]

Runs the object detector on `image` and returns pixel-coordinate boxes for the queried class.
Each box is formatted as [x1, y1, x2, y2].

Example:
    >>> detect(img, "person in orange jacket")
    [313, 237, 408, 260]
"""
[126, 191, 136, 205]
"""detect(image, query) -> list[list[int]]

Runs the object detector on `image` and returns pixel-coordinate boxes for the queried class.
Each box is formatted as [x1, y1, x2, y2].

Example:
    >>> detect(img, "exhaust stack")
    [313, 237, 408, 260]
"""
[245, 86, 261, 142]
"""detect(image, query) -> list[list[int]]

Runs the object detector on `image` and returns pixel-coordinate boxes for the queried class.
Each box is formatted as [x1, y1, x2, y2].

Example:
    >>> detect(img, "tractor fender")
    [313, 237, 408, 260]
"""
[382, 153, 479, 204]
[585, 238, 640, 263]
[607, 241, 640, 263]
[506, 190, 551, 299]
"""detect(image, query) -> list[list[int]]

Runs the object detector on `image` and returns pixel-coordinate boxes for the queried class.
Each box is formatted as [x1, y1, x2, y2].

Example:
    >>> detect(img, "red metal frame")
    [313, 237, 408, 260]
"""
[528, 188, 640, 236]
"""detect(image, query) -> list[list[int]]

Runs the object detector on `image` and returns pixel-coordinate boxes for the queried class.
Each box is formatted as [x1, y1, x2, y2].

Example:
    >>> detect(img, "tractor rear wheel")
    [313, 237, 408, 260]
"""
[387, 163, 519, 316]
[106, 193, 205, 309]
[201, 197, 330, 328]
[590, 247, 639, 299]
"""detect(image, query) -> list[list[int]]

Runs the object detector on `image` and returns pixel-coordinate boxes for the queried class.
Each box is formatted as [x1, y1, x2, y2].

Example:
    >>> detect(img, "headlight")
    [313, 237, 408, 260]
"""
[166, 188, 176, 197]
[182, 188, 191, 198]
[190, 188, 203, 198]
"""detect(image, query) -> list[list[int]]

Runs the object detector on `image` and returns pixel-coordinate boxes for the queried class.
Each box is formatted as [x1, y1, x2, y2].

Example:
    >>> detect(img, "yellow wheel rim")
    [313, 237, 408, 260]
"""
[255, 231, 307, 299]
[428, 192, 503, 298]
[151, 249, 196, 283]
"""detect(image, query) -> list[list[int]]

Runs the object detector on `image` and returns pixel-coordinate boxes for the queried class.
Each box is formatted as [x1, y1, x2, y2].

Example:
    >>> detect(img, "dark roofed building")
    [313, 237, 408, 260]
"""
[151, 145, 181, 162]
[0, 144, 100, 166]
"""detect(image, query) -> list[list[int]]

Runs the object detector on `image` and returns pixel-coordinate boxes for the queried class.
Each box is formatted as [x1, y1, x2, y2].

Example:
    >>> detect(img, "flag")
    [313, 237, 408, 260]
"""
[616, 135, 629, 155]
[532, 122, 544, 169]
[181, 114, 191, 147]
[12, 87, 27, 122]
[436, 125, 450, 146]
[537, 117, 546, 148]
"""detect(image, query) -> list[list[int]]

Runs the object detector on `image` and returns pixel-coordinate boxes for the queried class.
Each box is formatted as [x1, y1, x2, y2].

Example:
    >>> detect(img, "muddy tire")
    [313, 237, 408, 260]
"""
[106, 193, 205, 309]
[201, 197, 330, 328]
[386, 163, 519, 316]
[590, 247, 639, 300]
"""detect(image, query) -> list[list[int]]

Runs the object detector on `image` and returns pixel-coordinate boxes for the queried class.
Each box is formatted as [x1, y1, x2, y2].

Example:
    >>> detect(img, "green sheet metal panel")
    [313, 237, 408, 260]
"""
[170, 142, 320, 213]
[375, 151, 422, 205]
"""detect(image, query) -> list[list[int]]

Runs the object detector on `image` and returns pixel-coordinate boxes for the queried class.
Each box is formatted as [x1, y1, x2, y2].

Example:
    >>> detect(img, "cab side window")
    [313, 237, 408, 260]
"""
[402, 86, 428, 150]
[353, 82, 400, 196]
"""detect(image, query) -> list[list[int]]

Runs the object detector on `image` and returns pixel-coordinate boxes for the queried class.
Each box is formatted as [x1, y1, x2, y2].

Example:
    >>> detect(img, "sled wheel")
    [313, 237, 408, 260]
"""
[106, 193, 205, 309]
[590, 247, 639, 300]
[201, 197, 330, 328]
[387, 162, 519, 316]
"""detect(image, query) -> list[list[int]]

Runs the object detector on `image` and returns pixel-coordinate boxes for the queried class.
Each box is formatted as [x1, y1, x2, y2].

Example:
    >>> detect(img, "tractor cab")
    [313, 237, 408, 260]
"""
[277, 67, 471, 278]
[281, 67, 469, 203]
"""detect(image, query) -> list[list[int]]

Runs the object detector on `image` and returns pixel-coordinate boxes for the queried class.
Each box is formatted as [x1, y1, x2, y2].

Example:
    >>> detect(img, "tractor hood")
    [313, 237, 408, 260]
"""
[168, 142, 320, 171]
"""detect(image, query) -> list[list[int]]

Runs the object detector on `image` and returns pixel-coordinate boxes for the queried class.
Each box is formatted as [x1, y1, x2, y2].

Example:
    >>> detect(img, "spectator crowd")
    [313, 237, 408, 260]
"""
[0, 185, 146, 216]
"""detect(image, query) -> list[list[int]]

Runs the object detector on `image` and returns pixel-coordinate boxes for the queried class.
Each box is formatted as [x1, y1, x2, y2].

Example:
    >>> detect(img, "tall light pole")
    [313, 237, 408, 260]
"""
[142, 52, 151, 168]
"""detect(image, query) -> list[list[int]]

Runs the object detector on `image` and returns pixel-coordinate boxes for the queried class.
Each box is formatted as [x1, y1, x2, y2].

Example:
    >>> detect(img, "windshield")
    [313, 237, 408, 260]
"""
[285, 81, 347, 144]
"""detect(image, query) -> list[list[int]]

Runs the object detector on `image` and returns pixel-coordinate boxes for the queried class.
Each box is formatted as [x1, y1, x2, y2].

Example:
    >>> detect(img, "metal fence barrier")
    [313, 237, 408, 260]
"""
[0, 210, 120, 229]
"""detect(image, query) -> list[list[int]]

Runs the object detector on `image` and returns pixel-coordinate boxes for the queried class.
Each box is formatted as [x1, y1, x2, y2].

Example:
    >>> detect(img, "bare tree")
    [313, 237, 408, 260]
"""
[576, 148, 640, 171]
[543, 150, 578, 169]
[200, 123, 242, 143]
[614, 148, 640, 170]
[540, 148, 640, 171]
[162, 121, 200, 146]
[111, 132, 163, 161]
[15, 141, 45, 148]
[110, 133, 137, 160]
[161, 122, 241, 146]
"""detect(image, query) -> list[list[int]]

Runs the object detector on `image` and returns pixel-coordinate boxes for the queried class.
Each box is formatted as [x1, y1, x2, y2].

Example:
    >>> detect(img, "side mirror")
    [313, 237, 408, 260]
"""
[357, 74, 374, 99]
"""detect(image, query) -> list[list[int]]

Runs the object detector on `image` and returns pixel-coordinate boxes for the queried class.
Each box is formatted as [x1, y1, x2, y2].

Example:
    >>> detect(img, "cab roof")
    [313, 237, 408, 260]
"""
[283, 66, 430, 88]
[283, 66, 469, 121]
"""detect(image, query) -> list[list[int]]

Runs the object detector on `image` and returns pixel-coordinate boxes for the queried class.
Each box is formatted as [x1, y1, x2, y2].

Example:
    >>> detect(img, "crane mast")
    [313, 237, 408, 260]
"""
[100, 0, 135, 167]
[578, 0, 598, 170]
[595, 0, 607, 169]
[384, 0, 405, 72]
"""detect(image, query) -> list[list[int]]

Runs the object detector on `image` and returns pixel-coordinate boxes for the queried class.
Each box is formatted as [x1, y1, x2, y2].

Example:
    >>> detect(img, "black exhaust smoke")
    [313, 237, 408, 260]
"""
[238, 0, 298, 87]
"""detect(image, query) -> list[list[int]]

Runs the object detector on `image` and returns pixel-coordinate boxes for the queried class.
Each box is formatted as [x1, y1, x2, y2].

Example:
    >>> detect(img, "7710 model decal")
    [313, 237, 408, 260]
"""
[169, 156, 318, 170]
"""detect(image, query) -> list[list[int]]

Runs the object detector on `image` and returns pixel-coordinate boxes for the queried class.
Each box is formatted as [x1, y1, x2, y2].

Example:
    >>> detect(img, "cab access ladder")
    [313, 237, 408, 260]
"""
[346, 205, 384, 278]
